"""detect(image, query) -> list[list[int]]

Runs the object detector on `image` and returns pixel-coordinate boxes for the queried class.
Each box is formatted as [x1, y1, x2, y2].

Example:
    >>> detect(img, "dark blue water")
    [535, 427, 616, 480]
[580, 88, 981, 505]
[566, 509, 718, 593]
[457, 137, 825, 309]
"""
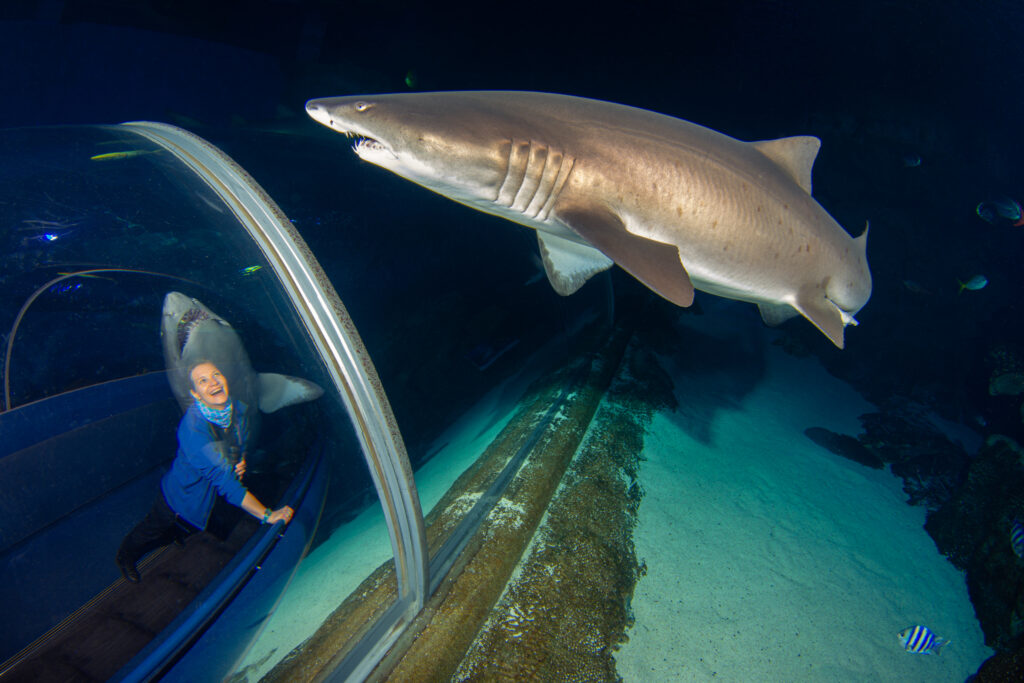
[3, 1, 1024, 678]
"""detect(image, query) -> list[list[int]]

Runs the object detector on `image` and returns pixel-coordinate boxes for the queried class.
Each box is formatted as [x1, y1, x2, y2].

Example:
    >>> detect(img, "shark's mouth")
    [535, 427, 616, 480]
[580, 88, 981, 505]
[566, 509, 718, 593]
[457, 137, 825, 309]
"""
[353, 137, 388, 155]
[336, 129, 395, 160]
[176, 307, 210, 351]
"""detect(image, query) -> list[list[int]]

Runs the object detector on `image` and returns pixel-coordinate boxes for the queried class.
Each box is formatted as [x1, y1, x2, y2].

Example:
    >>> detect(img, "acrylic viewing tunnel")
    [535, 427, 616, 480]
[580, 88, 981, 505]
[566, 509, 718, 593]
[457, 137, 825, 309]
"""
[0, 120, 622, 681]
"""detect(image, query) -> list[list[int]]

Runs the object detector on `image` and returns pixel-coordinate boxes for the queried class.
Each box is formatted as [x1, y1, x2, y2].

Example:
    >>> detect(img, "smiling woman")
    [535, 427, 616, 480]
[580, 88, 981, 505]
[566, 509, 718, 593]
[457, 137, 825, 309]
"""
[115, 359, 295, 584]
[190, 361, 229, 408]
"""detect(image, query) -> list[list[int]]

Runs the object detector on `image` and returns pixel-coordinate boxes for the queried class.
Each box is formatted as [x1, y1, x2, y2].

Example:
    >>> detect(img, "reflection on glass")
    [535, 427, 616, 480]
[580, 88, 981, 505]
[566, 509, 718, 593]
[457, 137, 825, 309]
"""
[0, 125, 394, 679]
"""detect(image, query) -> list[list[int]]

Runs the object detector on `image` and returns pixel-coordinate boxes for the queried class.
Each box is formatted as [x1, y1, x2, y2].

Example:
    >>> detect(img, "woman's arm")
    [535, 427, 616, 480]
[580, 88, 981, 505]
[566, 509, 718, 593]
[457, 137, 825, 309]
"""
[239, 491, 294, 524]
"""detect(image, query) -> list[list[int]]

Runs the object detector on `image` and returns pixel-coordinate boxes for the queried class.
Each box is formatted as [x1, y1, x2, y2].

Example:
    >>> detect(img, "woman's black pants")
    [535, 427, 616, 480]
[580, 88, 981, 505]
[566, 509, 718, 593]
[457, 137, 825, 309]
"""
[116, 493, 198, 566]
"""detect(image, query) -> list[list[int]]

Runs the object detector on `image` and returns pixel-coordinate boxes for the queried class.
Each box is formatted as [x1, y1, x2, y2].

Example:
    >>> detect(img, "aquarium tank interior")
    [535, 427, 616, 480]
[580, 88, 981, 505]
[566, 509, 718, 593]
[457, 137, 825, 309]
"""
[2, 2, 1024, 682]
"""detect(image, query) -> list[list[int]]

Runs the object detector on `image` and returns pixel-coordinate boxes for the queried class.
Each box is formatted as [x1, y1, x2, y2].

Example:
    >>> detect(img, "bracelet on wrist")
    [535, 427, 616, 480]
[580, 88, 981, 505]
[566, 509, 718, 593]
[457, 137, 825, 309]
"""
[262, 508, 272, 524]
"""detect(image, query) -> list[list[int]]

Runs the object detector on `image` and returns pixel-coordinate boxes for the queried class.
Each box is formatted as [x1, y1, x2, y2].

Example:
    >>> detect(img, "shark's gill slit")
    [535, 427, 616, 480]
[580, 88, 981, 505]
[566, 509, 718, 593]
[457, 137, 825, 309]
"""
[495, 139, 518, 204]
[539, 153, 575, 222]
[511, 142, 548, 213]
[497, 139, 531, 208]
[527, 147, 564, 219]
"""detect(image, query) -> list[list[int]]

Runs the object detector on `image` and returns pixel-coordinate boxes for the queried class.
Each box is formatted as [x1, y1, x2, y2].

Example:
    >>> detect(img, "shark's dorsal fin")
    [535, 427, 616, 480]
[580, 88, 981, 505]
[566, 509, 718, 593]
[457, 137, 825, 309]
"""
[855, 220, 870, 253]
[751, 136, 821, 195]
[536, 231, 614, 296]
[556, 205, 695, 307]
[257, 373, 324, 413]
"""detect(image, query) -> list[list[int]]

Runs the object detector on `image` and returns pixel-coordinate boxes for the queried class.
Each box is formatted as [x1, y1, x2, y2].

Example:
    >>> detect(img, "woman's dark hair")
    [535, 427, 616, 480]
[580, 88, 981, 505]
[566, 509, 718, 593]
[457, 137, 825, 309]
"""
[187, 359, 218, 389]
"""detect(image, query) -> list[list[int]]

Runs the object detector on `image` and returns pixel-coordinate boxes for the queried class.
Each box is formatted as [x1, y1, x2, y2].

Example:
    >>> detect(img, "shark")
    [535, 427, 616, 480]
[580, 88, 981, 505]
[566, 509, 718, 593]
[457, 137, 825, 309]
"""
[305, 91, 871, 348]
[161, 292, 323, 426]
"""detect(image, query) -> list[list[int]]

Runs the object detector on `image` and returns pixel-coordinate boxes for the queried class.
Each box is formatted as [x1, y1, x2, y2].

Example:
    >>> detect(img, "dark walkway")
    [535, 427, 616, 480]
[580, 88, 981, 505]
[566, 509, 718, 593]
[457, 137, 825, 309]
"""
[1, 517, 258, 682]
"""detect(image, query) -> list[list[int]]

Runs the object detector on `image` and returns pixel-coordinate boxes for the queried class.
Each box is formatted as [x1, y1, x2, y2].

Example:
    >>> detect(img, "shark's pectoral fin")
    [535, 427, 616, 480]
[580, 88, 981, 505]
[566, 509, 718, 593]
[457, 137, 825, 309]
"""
[536, 232, 614, 295]
[556, 205, 695, 307]
[758, 302, 799, 327]
[257, 373, 324, 413]
[792, 285, 847, 349]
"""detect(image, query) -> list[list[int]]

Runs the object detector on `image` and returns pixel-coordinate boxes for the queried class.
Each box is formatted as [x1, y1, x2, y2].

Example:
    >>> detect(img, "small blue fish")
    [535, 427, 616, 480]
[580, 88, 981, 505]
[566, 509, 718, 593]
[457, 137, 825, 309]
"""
[898, 625, 948, 655]
[976, 197, 1024, 226]
[991, 196, 1022, 221]
[240, 265, 262, 276]
[902, 152, 922, 168]
[1011, 519, 1024, 559]
[48, 282, 82, 295]
[902, 279, 931, 295]
[957, 275, 988, 294]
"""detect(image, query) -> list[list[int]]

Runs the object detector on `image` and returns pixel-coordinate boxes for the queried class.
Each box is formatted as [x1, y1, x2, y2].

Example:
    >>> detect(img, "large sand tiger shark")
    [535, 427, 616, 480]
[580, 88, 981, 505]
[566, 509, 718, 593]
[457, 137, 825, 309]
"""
[306, 91, 871, 348]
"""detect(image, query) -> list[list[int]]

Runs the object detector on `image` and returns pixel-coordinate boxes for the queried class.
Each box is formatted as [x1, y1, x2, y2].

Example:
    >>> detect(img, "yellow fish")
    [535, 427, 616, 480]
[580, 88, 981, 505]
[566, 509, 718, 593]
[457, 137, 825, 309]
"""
[90, 150, 162, 161]
[58, 272, 115, 281]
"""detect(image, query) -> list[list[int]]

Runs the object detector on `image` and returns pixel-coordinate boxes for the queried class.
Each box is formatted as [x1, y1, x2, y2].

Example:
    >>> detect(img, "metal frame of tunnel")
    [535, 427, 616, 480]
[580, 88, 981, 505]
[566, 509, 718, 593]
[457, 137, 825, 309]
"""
[122, 122, 429, 680]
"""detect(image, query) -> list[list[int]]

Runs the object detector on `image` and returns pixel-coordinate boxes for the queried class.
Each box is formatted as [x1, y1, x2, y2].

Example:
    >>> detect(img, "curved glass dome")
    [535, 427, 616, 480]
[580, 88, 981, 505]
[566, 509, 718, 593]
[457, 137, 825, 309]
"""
[0, 121, 424, 680]
[0, 121, 611, 681]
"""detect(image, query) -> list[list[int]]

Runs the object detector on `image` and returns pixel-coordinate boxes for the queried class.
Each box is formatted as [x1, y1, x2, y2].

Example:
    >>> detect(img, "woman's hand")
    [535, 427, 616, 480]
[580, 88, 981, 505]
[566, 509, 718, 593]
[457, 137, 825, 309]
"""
[234, 458, 246, 478]
[268, 506, 294, 525]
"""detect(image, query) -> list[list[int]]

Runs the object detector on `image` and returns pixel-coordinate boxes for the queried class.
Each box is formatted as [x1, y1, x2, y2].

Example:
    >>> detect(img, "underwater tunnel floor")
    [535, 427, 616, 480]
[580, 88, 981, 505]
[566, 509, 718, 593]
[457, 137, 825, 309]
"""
[262, 318, 675, 682]
[5, 318, 671, 682]
[1, 515, 259, 682]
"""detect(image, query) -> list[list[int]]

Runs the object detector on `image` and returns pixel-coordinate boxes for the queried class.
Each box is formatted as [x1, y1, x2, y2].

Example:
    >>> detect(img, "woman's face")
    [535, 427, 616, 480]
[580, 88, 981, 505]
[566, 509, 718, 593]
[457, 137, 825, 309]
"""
[189, 362, 230, 409]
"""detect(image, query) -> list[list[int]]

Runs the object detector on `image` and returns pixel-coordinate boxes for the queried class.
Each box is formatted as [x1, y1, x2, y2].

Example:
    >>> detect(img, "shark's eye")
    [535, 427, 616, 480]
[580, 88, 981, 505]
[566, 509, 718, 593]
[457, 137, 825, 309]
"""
[354, 101, 372, 112]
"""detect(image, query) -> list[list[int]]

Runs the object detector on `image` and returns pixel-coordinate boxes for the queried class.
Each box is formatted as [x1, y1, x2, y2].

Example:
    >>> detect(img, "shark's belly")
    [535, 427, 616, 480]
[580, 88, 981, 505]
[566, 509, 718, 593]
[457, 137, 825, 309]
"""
[687, 269, 791, 306]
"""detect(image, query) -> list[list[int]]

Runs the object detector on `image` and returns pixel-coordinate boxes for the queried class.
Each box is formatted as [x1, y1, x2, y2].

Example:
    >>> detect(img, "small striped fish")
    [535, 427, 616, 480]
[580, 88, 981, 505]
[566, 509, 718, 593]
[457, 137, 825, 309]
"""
[1011, 519, 1024, 559]
[898, 625, 948, 655]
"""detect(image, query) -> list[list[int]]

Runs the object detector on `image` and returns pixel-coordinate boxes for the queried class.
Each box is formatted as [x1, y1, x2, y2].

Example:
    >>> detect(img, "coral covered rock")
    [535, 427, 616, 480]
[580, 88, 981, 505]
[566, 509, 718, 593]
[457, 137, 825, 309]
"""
[925, 438, 1024, 649]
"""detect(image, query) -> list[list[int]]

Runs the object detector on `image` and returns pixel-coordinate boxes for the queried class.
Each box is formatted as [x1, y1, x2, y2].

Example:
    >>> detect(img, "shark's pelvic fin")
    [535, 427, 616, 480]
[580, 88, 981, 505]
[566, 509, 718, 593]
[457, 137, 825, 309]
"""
[751, 136, 821, 195]
[257, 372, 324, 413]
[758, 302, 799, 327]
[792, 284, 847, 349]
[556, 205, 695, 307]
[536, 232, 613, 296]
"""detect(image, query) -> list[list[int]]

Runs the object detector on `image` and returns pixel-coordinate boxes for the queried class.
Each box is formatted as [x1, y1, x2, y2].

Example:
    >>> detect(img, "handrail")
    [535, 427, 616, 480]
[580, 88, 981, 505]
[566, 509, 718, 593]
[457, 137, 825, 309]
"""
[112, 448, 323, 682]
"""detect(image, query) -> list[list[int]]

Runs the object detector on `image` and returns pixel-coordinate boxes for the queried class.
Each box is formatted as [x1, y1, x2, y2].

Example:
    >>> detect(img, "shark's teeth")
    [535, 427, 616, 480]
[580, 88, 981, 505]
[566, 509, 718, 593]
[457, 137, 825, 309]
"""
[177, 308, 210, 351]
[353, 138, 387, 154]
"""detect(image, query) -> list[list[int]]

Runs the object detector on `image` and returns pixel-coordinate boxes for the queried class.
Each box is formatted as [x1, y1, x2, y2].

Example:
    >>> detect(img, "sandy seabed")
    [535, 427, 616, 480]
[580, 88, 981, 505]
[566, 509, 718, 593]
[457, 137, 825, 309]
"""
[232, 357, 544, 680]
[614, 310, 992, 682]
[235, 306, 993, 682]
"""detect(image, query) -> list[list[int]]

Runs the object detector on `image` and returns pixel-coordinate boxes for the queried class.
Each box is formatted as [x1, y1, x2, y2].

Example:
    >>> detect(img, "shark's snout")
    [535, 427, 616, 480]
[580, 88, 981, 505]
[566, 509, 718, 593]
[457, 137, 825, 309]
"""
[305, 101, 332, 128]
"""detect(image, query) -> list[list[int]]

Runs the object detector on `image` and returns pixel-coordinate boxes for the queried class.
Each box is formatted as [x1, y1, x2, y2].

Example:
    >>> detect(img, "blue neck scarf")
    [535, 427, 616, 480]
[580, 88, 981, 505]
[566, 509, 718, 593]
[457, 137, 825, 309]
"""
[197, 398, 233, 428]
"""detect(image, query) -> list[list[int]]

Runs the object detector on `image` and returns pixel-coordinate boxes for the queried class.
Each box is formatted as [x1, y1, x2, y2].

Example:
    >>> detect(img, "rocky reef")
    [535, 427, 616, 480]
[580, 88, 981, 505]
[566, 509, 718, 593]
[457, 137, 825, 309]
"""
[807, 395, 973, 510]
[926, 437, 1024, 651]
